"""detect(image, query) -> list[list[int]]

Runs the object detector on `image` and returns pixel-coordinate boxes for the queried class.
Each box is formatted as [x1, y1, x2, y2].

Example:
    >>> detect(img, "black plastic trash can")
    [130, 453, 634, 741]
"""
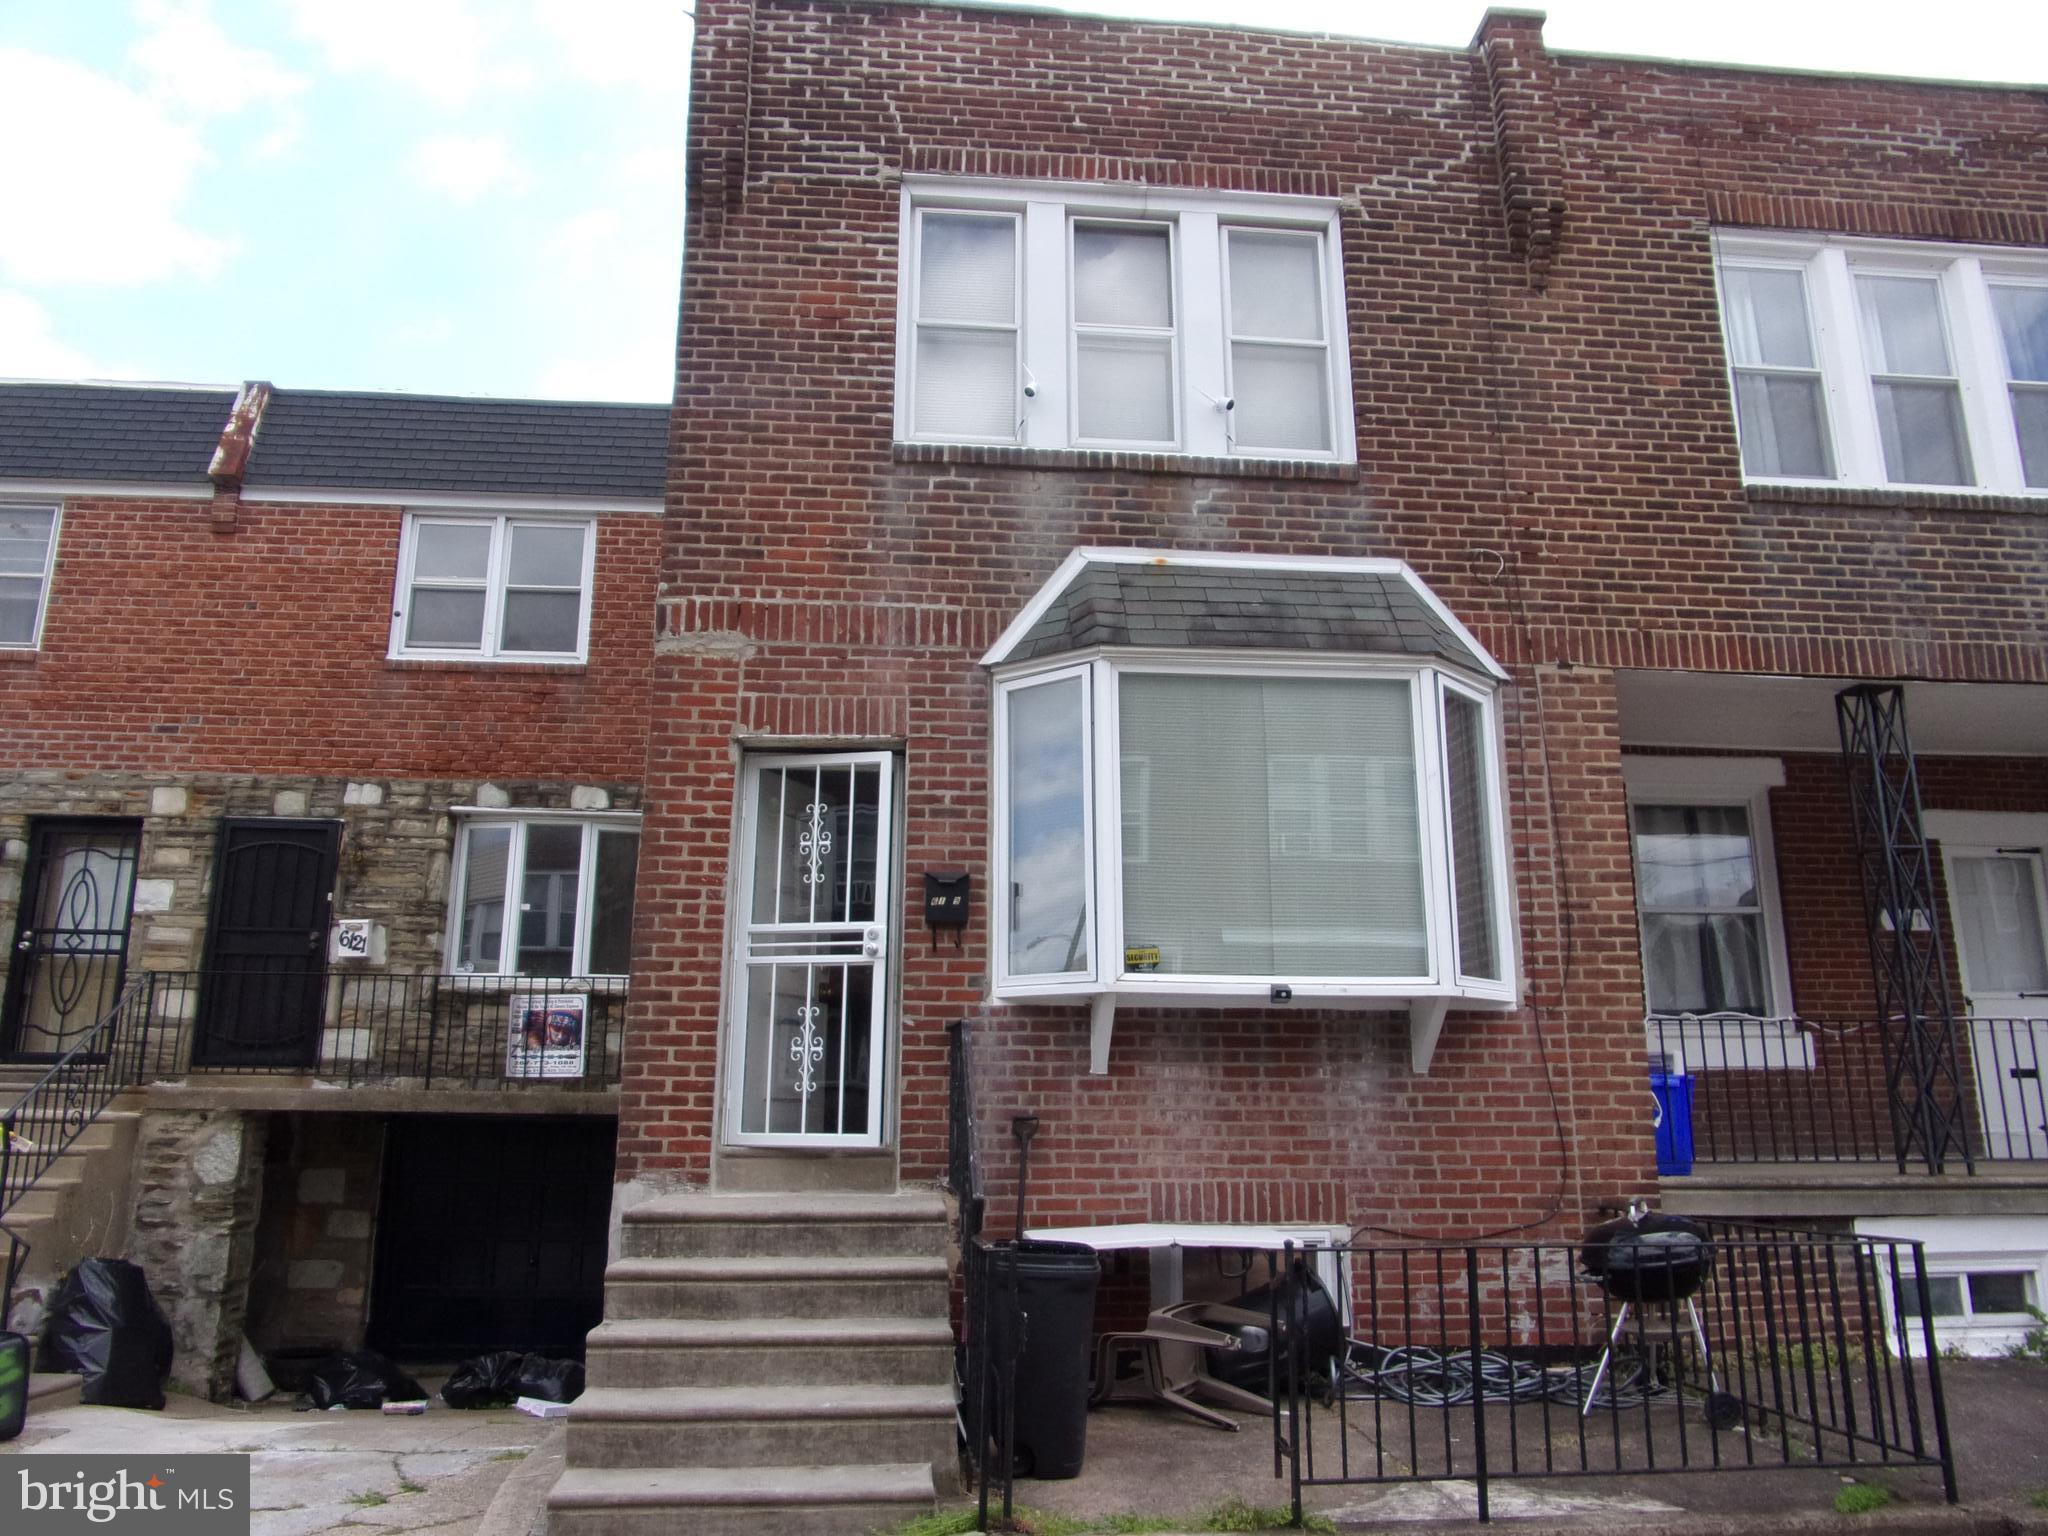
[994, 1239, 1099, 1479]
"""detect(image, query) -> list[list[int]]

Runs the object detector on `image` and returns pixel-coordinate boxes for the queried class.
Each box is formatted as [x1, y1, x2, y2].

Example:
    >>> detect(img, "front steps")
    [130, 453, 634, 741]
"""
[547, 1189, 956, 1536]
[2, 1096, 144, 1326]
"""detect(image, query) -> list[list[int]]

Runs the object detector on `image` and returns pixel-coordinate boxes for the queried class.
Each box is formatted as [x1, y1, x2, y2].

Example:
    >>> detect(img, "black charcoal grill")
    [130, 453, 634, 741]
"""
[1578, 1206, 1735, 1423]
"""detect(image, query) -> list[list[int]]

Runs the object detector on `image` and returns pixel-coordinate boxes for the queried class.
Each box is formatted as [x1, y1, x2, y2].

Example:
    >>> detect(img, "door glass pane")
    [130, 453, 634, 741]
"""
[501, 589, 581, 652]
[1230, 342, 1329, 453]
[456, 825, 512, 971]
[740, 961, 872, 1137]
[1633, 805, 1758, 908]
[517, 824, 583, 975]
[413, 521, 492, 581]
[1073, 225, 1172, 328]
[914, 329, 1016, 439]
[1641, 912, 1769, 1015]
[589, 830, 640, 976]
[1228, 230, 1323, 341]
[1119, 674, 1424, 977]
[507, 523, 586, 586]
[751, 768, 793, 924]
[1951, 855, 2048, 994]
[1076, 334, 1174, 442]
[919, 212, 1016, 324]
[1444, 692, 1499, 982]
[1872, 379, 1971, 485]
[1721, 267, 1818, 368]
[1733, 372, 1832, 478]
[1006, 675, 1090, 977]
[408, 588, 487, 649]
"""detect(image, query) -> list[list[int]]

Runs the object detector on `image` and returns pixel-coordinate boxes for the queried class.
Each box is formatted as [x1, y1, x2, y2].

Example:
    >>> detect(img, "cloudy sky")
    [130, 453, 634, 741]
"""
[2, 1, 2041, 404]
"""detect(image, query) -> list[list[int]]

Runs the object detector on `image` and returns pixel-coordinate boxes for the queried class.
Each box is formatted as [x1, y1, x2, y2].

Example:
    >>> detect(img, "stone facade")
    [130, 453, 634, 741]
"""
[244, 1114, 387, 1362]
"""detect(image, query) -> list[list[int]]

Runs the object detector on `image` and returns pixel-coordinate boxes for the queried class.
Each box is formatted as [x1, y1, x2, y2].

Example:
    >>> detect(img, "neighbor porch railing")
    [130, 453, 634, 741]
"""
[127, 970, 627, 1088]
[2, 974, 156, 1218]
[1649, 1014, 2045, 1168]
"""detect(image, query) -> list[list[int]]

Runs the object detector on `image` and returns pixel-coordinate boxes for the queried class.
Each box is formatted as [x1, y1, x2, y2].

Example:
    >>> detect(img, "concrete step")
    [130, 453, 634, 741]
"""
[566, 1384, 956, 1470]
[621, 1192, 950, 1261]
[602, 1255, 949, 1321]
[585, 1315, 954, 1388]
[547, 1463, 936, 1536]
[27, 1373, 84, 1413]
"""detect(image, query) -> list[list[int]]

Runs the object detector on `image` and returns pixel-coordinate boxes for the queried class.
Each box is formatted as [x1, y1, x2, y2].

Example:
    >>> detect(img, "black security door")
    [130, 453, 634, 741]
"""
[369, 1116, 616, 1360]
[2, 819, 142, 1058]
[193, 819, 340, 1068]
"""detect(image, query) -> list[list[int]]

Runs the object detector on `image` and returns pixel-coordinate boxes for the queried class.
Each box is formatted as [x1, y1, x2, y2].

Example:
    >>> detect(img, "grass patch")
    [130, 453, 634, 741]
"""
[398, 1480, 426, 1495]
[346, 1491, 389, 1509]
[881, 1499, 1333, 1536]
[488, 1450, 529, 1463]
[2026, 1490, 2048, 1511]
[1834, 1485, 1895, 1516]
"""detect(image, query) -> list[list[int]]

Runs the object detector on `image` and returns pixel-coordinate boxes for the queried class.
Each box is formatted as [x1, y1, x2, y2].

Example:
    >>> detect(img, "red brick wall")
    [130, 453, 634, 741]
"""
[624, 0, 2048, 1234]
[0, 497, 659, 781]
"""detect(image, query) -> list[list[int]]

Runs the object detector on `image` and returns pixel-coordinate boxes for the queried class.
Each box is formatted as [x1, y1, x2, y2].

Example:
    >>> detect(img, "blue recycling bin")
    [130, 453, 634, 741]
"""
[1650, 1069, 1695, 1175]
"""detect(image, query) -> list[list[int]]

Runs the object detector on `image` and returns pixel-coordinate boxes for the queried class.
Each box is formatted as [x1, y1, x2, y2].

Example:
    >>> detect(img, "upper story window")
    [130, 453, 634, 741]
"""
[899, 180, 1354, 462]
[449, 814, 641, 978]
[0, 503, 59, 648]
[987, 552, 1514, 1018]
[390, 513, 594, 662]
[1714, 233, 2048, 495]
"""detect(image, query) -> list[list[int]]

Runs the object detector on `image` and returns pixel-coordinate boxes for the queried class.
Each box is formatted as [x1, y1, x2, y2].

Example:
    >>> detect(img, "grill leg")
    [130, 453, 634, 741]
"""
[1581, 1300, 1632, 1417]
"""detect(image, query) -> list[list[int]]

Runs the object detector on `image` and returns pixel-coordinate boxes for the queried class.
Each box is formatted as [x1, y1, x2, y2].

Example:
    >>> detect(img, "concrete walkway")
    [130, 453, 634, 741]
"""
[2, 1393, 559, 1536]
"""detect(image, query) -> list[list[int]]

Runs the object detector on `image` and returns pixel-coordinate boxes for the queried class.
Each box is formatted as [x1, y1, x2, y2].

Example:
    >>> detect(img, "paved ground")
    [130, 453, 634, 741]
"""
[3, 1390, 560, 1536]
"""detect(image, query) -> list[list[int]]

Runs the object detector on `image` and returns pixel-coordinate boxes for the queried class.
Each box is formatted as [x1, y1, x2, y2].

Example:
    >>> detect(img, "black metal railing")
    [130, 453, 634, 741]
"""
[1269, 1223, 1958, 1523]
[961, 1236, 1024, 1530]
[1649, 1015, 2046, 1168]
[947, 1019, 987, 1248]
[127, 971, 627, 1088]
[2, 1223, 27, 1314]
[2, 976, 155, 1218]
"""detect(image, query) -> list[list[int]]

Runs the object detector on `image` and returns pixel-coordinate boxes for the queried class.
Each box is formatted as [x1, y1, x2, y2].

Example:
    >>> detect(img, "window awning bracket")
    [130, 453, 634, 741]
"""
[1409, 996, 1450, 1075]
[1090, 993, 1117, 1075]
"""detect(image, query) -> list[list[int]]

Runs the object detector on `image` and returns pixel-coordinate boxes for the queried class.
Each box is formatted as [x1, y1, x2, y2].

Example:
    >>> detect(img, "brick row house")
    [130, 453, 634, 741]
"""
[560, 2, 2046, 1528]
[0, 380, 664, 1394]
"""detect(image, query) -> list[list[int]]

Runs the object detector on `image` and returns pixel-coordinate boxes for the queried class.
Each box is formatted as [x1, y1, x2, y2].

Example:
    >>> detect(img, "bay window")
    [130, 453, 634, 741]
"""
[899, 179, 1353, 461]
[449, 815, 640, 977]
[1714, 232, 2048, 495]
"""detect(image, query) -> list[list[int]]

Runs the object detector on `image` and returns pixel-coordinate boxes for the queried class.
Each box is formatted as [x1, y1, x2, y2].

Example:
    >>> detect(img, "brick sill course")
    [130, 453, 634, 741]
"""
[1745, 482, 2048, 516]
[893, 440, 1359, 481]
[384, 658, 589, 675]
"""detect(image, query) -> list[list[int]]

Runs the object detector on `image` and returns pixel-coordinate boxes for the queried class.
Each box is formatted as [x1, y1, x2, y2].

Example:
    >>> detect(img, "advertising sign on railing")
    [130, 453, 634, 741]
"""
[505, 993, 588, 1080]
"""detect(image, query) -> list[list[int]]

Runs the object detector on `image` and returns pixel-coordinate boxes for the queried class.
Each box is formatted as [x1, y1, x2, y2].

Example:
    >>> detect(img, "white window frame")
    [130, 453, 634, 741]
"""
[389, 512, 597, 662]
[989, 648, 1516, 1011]
[1860, 1217, 2048, 1358]
[0, 500, 61, 650]
[1713, 231, 2048, 496]
[445, 810, 642, 979]
[896, 177, 1355, 463]
[906, 205, 1023, 445]
[1624, 756, 1800, 1068]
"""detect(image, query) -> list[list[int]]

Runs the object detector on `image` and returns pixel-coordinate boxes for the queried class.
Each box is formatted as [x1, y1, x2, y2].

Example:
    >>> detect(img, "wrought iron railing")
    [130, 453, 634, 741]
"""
[1, 975, 154, 1218]
[1648, 1015, 2045, 1168]
[1269, 1223, 1957, 1523]
[947, 1018, 986, 1248]
[127, 971, 626, 1088]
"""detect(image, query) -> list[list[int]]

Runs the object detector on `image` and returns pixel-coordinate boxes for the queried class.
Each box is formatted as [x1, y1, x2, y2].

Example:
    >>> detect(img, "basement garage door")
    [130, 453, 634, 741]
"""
[369, 1115, 616, 1361]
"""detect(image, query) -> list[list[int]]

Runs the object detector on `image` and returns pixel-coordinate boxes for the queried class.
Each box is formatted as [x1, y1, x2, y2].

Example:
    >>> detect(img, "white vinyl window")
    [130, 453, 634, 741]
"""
[0, 503, 59, 648]
[1714, 232, 2048, 495]
[391, 514, 595, 661]
[449, 817, 641, 977]
[992, 656, 1513, 1006]
[898, 179, 1353, 461]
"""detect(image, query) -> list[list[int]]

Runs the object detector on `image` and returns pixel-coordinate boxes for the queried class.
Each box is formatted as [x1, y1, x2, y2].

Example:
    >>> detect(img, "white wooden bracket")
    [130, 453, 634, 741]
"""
[1089, 994, 1117, 1075]
[1409, 997, 1450, 1075]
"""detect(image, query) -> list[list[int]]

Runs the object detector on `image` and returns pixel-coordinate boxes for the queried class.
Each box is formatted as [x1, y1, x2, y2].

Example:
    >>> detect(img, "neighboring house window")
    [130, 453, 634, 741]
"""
[993, 658, 1512, 1004]
[1714, 233, 2048, 495]
[449, 817, 640, 976]
[0, 503, 59, 648]
[1863, 1217, 2048, 1358]
[391, 514, 594, 661]
[898, 181, 1354, 461]
[1623, 756, 1793, 1020]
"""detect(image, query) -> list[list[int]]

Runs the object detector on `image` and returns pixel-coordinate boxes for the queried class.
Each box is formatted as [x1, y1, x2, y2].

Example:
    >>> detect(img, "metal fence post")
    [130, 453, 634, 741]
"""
[1910, 1243, 1961, 1504]
[1467, 1246, 1490, 1523]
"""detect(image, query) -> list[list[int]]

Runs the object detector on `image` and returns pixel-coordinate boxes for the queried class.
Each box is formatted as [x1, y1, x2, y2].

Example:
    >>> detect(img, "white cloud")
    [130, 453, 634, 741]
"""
[283, 0, 530, 108]
[0, 291, 137, 380]
[129, 0, 309, 118]
[531, 0, 695, 92]
[410, 133, 528, 203]
[0, 48, 236, 287]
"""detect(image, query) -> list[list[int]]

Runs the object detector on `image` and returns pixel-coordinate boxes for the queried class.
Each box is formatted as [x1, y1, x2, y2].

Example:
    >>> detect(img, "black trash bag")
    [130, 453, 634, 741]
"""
[513, 1354, 585, 1404]
[440, 1351, 525, 1409]
[300, 1351, 425, 1411]
[39, 1258, 174, 1410]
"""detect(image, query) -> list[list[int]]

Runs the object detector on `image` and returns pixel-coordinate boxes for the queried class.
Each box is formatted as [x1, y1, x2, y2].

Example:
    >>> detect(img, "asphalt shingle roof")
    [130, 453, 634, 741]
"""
[1006, 560, 1489, 673]
[0, 382, 668, 500]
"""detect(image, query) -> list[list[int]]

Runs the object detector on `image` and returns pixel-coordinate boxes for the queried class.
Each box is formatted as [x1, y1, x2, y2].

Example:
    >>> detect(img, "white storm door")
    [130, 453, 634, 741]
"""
[1944, 844, 2048, 1159]
[726, 752, 895, 1147]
